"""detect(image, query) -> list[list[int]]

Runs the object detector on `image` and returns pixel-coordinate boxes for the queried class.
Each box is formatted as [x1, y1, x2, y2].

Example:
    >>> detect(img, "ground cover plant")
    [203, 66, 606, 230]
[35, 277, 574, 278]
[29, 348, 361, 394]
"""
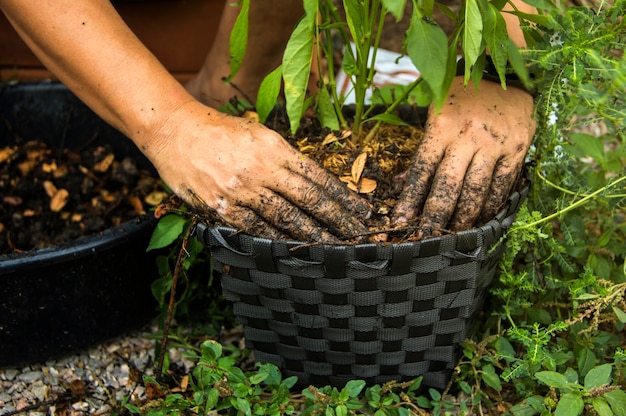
[130, 0, 625, 414]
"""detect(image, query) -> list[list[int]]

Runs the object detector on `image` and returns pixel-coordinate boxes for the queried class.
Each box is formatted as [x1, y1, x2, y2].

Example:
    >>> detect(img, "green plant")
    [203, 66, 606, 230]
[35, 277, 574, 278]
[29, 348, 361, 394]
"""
[230, 0, 534, 142]
[135, 0, 626, 414]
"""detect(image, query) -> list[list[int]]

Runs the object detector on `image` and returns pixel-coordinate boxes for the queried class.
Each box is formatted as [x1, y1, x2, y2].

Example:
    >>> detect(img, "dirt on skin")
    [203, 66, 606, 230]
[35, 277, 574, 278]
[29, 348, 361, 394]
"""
[257, 106, 527, 243]
[0, 140, 165, 254]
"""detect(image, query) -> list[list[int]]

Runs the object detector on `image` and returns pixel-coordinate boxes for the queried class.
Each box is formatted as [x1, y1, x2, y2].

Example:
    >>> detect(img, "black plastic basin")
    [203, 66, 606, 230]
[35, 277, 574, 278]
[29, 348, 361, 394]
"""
[0, 81, 159, 367]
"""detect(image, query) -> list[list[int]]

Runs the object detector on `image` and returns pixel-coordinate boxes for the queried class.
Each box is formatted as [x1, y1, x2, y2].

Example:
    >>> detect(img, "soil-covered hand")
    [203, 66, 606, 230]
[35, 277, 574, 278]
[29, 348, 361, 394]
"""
[391, 77, 536, 238]
[147, 100, 371, 243]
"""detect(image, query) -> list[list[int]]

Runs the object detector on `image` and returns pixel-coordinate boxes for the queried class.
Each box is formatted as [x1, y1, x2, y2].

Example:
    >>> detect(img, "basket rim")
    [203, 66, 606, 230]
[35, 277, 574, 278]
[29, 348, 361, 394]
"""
[196, 183, 529, 249]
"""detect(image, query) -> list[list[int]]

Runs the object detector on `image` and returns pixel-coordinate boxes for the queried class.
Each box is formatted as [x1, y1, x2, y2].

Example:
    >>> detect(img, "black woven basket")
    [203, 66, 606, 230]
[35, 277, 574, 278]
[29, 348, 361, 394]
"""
[195, 186, 528, 389]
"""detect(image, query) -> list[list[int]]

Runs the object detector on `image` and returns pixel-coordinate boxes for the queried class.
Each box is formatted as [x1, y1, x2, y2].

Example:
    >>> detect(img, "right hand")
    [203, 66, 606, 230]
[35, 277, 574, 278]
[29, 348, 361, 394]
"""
[146, 100, 371, 243]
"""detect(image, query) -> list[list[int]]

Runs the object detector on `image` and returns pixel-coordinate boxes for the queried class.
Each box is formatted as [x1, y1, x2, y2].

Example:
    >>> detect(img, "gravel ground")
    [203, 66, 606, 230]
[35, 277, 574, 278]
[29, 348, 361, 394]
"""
[0, 322, 194, 416]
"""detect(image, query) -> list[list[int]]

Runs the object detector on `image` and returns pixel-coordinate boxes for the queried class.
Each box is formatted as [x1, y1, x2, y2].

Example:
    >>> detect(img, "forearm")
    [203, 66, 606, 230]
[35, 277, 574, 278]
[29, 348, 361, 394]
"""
[0, 0, 195, 158]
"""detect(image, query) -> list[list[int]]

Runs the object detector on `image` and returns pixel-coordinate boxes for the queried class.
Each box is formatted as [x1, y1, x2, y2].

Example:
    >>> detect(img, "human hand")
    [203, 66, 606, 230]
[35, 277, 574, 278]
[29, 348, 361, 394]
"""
[391, 77, 536, 238]
[147, 101, 371, 243]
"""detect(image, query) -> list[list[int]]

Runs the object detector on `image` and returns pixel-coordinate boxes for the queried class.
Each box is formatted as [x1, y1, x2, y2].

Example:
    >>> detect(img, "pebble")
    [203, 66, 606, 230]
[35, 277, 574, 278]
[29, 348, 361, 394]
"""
[0, 323, 161, 416]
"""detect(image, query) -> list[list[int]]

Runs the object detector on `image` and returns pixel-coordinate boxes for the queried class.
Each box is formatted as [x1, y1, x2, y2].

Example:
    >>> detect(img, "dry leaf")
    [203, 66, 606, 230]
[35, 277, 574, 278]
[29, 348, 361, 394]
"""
[3, 196, 23, 206]
[322, 132, 339, 146]
[351, 152, 368, 183]
[0, 146, 16, 164]
[340, 175, 377, 194]
[71, 213, 83, 222]
[43, 180, 58, 198]
[358, 177, 377, 193]
[50, 188, 69, 212]
[41, 161, 57, 173]
[23, 209, 36, 217]
[242, 110, 260, 122]
[145, 190, 168, 206]
[53, 164, 68, 178]
[93, 153, 115, 173]
[128, 195, 144, 215]
[17, 160, 35, 176]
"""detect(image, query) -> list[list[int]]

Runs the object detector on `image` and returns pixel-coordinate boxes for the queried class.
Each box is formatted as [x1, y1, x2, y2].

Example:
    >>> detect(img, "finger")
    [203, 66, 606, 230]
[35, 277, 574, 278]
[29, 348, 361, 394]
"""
[275, 159, 371, 240]
[391, 135, 444, 226]
[478, 158, 523, 224]
[220, 205, 291, 241]
[246, 188, 341, 243]
[448, 156, 497, 231]
[417, 150, 471, 238]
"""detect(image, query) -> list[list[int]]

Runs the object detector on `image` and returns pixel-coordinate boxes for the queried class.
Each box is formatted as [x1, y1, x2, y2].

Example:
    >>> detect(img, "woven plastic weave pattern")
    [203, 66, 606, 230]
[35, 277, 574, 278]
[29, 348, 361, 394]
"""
[196, 187, 527, 389]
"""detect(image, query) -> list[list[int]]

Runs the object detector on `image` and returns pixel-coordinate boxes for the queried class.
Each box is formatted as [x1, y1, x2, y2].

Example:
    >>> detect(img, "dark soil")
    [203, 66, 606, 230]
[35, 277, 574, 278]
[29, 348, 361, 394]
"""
[262, 106, 433, 242]
[0, 139, 164, 254]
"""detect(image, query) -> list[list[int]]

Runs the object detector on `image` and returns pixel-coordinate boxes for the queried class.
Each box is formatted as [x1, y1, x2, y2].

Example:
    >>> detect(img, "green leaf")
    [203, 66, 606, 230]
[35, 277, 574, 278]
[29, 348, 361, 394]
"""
[344, 0, 365, 47]
[315, 85, 339, 130]
[577, 348, 597, 378]
[256, 65, 283, 123]
[481, 364, 502, 391]
[584, 364, 612, 390]
[200, 340, 223, 362]
[569, 132, 605, 161]
[605, 388, 626, 415]
[517, 0, 557, 13]
[462, 0, 484, 83]
[555, 393, 584, 416]
[507, 39, 531, 87]
[535, 371, 570, 389]
[345, 380, 366, 397]
[147, 214, 187, 251]
[282, 6, 316, 134]
[406, 12, 449, 109]
[613, 306, 626, 324]
[481, 3, 508, 87]
[227, 0, 250, 81]
[382, 0, 407, 21]
[335, 404, 348, 416]
[509, 395, 546, 416]
[592, 397, 614, 416]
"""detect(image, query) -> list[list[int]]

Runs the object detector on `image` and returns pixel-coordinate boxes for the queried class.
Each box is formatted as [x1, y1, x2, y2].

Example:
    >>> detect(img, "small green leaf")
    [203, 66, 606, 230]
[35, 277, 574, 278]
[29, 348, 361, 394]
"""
[585, 364, 612, 390]
[200, 340, 223, 362]
[605, 388, 626, 415]
[147, 214, 187, 251]
[345, 379, 366, 397]
[592, 397, 614, 416]
[481, 3, 508, 87]
[555, 392, 584, 416]
[382, 0, 407, 21]
[613, 306, 626, 324]
[406, 12, 449, 109]
[344, 0, 365, 47]
[315, 85, 340, 130]
[569, 132, 605, 161]
[227, 0, 250, 81]
[509, 395, 546, 416]
[535, 371, 570, 389]
[282, 6, 316, 134]
[482, 364, 502, 391]
[577, 348, 597, 378]
[335, 404, 348, 416]
[462, 0, 484, 83]
[256, 65, 283, 123]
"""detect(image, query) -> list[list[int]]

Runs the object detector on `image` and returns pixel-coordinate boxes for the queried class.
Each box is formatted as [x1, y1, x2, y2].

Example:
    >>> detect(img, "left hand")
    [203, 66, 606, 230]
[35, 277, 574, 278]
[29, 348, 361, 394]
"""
[391, 76, 536, 239]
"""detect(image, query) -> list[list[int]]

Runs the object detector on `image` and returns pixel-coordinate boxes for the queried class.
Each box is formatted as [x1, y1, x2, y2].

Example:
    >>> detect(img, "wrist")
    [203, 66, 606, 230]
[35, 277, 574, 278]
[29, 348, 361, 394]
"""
[455, 56, 536, 97]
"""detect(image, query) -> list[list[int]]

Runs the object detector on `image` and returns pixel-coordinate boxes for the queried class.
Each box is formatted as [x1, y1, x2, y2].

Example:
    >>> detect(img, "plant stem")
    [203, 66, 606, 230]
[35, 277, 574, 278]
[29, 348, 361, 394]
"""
[156, 219, 196, 376]
[512, 174, 626, 232]
[362, 77, 425, 143]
